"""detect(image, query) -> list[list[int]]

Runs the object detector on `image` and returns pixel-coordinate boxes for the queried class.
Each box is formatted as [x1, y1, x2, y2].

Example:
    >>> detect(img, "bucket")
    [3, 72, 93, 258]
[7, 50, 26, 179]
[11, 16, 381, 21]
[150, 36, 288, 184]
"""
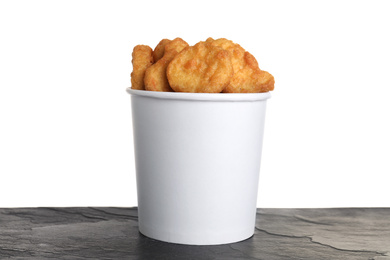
[127, 88, 271, 245]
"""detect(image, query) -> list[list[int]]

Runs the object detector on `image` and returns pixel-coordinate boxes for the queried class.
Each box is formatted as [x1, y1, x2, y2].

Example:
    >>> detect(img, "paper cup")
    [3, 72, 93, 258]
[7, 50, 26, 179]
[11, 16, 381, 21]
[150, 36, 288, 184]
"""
[127, 88, 271, 245]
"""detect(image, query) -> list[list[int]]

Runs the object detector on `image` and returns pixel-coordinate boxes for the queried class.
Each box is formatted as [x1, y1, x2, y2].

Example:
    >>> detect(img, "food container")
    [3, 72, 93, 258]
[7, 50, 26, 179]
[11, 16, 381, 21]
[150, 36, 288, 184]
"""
[127, 88, 271, 245]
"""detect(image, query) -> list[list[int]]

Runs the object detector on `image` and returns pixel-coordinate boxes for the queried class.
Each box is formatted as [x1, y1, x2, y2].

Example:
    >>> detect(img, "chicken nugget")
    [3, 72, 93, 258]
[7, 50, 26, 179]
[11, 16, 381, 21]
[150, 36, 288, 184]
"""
[153, 39, 171, 62]
[131, 45, 153, 90]
[207, 38, 274, 93]
[144, 38, 188, 92]
[167, 41, 233, 93]
[224, 52, 275, 93]
[206, 37, 246, 75]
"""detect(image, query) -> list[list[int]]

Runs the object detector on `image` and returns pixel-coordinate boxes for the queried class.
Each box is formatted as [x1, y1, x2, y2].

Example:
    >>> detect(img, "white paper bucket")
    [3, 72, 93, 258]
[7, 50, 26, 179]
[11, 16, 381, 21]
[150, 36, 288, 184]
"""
[127, 88, 271, 245]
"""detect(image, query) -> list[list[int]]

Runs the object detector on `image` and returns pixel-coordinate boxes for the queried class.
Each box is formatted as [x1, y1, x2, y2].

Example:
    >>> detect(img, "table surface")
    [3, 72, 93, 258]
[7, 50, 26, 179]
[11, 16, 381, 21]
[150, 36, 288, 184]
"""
[0, 207, 389, 260]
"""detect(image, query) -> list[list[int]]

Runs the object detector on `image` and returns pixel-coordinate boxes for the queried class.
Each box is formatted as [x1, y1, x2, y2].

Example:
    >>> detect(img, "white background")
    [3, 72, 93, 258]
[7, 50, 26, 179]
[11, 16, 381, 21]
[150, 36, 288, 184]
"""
[1, 0, 389, 208]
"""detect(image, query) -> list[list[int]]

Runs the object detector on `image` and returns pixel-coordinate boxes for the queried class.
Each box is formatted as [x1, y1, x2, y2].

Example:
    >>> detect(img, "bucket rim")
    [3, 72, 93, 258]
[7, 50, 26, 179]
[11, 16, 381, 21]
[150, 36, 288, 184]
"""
[126, 88, 271, 102]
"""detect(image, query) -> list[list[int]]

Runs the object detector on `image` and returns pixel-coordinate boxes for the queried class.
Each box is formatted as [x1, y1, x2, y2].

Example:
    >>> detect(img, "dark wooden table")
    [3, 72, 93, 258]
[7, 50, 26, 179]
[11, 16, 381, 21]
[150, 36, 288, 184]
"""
[0, 207, 389, 259]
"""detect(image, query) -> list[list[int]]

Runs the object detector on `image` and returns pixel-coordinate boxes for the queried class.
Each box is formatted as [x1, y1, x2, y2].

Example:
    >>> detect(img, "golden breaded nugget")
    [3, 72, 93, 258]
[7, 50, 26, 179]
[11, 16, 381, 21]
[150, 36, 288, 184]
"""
[224, 52, 275, 93]
[131, 45, 153, 90]
[167, 42, 233, 93]
[144, 38, 188, 92]
[153, 39, 171, 62]
[206, 37, 245, 75]
[207, 38, 274, 93]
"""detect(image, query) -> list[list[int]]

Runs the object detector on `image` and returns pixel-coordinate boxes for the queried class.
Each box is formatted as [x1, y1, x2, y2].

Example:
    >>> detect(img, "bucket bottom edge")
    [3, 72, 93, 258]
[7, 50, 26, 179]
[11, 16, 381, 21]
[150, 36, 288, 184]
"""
[138, 226, 254, 246]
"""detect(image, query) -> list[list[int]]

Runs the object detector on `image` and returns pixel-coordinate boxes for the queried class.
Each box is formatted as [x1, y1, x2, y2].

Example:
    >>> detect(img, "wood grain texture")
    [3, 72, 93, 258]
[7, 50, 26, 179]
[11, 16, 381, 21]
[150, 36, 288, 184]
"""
[0, 207, 389, 259]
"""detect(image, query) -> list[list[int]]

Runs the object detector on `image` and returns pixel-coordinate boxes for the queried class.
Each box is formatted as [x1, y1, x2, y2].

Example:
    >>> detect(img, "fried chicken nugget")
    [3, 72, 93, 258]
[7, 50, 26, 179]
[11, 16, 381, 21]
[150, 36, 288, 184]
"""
[167, 41, 233, 93]
[152, 39, 171, 62]
[144, 38, 189, 92]
[226, 52, 275, 93]
[131, 45, 153, 90]
[206, 38, 274, 93]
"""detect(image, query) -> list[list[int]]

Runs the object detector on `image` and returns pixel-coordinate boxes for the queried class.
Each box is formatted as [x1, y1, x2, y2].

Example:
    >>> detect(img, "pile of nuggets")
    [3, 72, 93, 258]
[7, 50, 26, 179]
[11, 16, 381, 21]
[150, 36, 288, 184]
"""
[131, 37, 274, 93]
